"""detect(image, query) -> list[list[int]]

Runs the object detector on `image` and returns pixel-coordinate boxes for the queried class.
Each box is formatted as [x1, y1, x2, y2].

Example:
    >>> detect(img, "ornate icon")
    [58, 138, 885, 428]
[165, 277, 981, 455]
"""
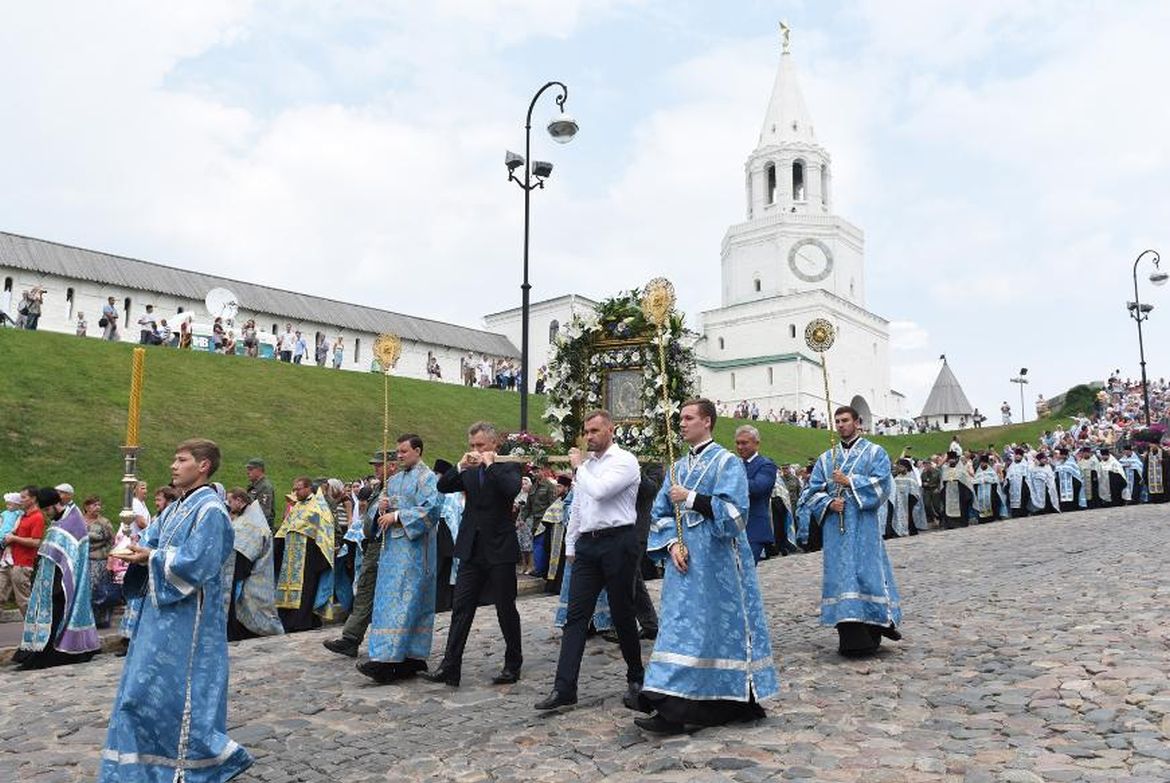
[804, 318, 836, 352]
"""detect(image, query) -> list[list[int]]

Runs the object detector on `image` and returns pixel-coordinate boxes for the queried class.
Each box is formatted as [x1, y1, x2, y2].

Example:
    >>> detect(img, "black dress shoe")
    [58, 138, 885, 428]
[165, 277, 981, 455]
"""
[622, 682, 649, 713]
[634, 714, 685, 735]
[419, 666, 460, 687]
[356, 660, 396, 684]
[534, 690, 577, 710]
[323, 638, 359, 658]
[491, 668, 521, 685]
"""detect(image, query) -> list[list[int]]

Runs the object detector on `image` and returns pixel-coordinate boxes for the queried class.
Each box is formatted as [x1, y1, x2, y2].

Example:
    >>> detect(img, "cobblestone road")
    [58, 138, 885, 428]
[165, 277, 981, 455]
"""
[3, 505, 1169, 782]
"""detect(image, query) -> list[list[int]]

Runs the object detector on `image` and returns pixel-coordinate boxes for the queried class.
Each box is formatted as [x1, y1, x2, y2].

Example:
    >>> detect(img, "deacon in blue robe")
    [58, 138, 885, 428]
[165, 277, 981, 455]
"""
[1004, 451, 1032, 518]
[972, 462, 1006, 521]
[13, 489, 100, 670]
[798, 405, 902, 657]
[879, 459, 925, 538]
[1053, 449, 1087, 511]
[1142, 442, 1168, 504]
[101, 439, 252, 782]
[1119, 446, 1144, 503]
[1027, 455, 1060, 514]
[225, 494, 283, 641]
[358, 435, 443, 683]
[630, 399, 778, 735]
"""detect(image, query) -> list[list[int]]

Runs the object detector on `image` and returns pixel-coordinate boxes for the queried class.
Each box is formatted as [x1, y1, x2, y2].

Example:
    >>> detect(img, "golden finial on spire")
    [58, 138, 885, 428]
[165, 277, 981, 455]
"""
[779, 20, 791, 54]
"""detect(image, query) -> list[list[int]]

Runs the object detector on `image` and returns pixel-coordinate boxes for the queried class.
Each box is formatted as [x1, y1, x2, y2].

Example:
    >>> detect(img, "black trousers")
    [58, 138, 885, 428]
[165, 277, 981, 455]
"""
[554, 526, 644, 696]
[632, 568, 658, 634]
[440, 556, 522, 674]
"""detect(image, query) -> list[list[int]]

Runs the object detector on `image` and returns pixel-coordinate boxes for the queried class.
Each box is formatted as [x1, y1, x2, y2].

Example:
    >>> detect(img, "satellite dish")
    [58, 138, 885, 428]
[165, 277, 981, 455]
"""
[204, 287, 239, 322]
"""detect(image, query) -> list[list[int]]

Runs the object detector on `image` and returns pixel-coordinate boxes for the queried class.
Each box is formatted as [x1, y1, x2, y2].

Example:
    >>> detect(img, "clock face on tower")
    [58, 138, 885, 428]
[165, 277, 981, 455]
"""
[787, 238, 834, 283]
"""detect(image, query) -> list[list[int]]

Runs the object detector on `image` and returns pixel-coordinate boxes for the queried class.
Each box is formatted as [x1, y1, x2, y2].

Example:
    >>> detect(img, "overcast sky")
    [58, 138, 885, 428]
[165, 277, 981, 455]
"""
[3, 1, 1168, 416]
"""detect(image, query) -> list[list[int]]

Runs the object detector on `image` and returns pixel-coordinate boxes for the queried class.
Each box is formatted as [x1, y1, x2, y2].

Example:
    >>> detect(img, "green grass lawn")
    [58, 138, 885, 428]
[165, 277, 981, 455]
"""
[0, 328, 1072, 504]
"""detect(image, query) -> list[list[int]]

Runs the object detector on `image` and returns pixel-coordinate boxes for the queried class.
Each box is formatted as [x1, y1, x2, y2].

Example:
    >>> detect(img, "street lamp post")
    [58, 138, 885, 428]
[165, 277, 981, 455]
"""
[1010, 367, 1028, 424]
[1127, 249, 1168, 426]
[506, 81, 578, 432]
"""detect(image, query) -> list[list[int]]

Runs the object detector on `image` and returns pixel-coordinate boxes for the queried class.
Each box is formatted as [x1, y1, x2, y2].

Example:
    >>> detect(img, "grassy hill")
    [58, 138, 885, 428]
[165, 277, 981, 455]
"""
[0, 329, 1070, 503]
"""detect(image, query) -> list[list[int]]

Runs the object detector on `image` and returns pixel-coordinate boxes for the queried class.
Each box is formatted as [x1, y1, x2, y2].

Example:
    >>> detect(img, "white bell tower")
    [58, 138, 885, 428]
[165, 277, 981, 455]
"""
[698, 24, 896, 424]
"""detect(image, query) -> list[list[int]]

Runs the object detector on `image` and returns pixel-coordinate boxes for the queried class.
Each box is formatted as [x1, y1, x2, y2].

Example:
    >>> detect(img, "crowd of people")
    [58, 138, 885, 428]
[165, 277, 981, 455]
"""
[4, 374, 1167, 780]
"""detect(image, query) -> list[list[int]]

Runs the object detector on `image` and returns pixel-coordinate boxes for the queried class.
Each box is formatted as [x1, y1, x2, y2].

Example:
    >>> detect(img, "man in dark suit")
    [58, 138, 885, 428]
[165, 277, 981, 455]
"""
[421, 421, 523, 687]
[735, 424, 778, 563]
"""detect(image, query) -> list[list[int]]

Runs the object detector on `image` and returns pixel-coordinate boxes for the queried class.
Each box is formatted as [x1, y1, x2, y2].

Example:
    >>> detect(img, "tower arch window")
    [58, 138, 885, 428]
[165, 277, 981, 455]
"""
[123, 297, 132, 329]
[355, 338, 361, 364]
[850, 278, 855, 298]
[764, 163, 777, 206]
[767, 367, 774, 386]
[821, 165, 829, 206]
[66, 287, 75, 320]
[176, 306, 184, 314]
[788, 324, 796, 339]
[730, 372, 736, 391]
[4, 277, 12, 292]
[792, 160, 806, 202]
[271, 323, 278, 336]
[548, 319, 559, 343]
[753, 278, 761, 293]
[718, 337, 725, 350]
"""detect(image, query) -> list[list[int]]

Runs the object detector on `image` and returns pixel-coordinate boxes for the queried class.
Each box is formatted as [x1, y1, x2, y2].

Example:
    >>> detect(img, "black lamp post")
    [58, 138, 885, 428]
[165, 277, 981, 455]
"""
[1127, 249, 1167, 426]
[506, 81, 578, 433]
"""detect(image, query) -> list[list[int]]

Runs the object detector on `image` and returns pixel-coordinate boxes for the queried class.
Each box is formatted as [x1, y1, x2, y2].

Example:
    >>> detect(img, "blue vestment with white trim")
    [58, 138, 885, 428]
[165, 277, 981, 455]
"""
[799, 438, 902, 629]
[99, 485, 252, 783]
[643, 443, 779, 704]
[368, 464, 441, 662]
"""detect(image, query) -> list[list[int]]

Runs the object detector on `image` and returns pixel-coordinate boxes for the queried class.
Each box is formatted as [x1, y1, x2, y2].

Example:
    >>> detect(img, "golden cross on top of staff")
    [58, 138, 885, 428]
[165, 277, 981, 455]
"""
[641, 277, 688, 560]
[804, 317, 845, 533]
[373, 333, 402, 373]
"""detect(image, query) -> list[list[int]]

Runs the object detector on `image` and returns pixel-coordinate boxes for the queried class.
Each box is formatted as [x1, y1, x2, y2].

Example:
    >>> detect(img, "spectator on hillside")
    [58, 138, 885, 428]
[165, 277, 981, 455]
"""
[0, 486, 46, 615]
[315, 334, 329, 367]
[155, 319, 172, 346]
[101, 297, 120, 341]
[138, 305, 159, 344]
[76, 312, 87, 337]
[178, 315, 193, 349]
[278, 323, 295, 362]
[223, 330, 237, 355]
[242, 319, 259, 358]
[212, 317, 225, 351]
[19, 286, 44, 330]
[1001, 401, 1012, 425]
[293, 331, 308, 365]
[332, 336, 344, 368]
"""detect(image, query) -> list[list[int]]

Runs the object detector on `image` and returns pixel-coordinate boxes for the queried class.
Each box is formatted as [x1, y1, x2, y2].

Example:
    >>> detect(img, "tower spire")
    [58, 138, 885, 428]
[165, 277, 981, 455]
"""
[758, 22, 815, 147]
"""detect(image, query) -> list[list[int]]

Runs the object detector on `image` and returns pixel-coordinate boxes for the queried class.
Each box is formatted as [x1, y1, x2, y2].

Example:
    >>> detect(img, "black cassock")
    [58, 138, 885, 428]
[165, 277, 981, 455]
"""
[1058, 474, 1083, 513]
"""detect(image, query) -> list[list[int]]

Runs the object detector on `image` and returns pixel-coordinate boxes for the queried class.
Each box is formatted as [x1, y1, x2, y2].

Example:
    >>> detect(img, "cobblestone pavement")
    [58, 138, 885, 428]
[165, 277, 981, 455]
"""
[3, 505, 1170, 782]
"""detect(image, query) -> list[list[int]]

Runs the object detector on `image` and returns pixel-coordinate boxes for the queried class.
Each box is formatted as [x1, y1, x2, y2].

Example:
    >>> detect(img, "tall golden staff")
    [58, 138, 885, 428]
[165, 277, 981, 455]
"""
[119, 348, 146, 531]
[373, 334, 403, 464]
[804, 318, 845, 534]
[641, 277, 686, 560]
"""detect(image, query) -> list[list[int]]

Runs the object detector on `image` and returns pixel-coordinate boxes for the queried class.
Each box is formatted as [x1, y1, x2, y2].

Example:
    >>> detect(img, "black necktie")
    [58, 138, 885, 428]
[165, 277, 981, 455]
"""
[478, 464, 486, 487]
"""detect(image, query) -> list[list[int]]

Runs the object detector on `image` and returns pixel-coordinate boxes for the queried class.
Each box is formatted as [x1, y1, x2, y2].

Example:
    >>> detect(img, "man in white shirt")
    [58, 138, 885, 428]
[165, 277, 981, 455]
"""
[278, 324, 295, 362]
[536, 409, 644, 711]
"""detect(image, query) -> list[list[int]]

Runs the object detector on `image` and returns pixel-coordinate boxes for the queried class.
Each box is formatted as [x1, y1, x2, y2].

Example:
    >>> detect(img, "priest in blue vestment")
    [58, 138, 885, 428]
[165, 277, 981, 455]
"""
[798, 405, 902, 657]
[358, 434, 442, 683]
[101, 438, 253, 783]
[1004, 449, 1032, 518]
[12, 488, 100, 670]
[1026, 453, 1060, 514]
[1119, 444, 1145, 504]
[224, 490, 284, 641]
[630, 399, 778, 735]
[1053, 448, 1086, 511]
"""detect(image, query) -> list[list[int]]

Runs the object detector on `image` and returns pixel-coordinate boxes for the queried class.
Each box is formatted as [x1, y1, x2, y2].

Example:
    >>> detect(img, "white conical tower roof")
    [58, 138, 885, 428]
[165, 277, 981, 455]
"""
[758, 23, 817, 148]
[919, 358, 974, 418]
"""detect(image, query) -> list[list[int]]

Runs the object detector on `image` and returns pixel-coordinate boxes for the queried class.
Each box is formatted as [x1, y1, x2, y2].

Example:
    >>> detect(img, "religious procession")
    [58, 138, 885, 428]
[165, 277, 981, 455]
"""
[0, 278, 936, 783]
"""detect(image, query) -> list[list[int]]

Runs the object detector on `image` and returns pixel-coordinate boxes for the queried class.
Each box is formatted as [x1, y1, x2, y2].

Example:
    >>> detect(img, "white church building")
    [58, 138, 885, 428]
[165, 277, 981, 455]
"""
[696, 32, 902, 425]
